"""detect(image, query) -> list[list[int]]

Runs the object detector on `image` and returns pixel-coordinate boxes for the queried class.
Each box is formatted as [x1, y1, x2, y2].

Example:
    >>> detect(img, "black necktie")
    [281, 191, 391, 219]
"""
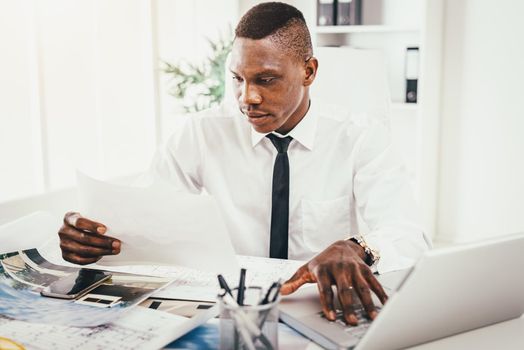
[266, 134, 293, 259]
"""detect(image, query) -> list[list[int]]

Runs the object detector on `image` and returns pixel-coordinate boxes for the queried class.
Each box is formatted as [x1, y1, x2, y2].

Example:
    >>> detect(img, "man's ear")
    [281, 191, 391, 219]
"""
[303, 57, 318, 87]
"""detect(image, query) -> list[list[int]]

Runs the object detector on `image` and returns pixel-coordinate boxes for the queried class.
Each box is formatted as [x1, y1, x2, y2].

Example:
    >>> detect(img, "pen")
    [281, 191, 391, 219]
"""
[217, 274, 233, 297]
[229, 310, 256, 350]
[219, 290, 257, 350]
[260, 281, 278, 305]
[237, 268, 246, 306]
[270, 280, 282, 303]
[256, 279, 282, 332]
[218, 289, 242, 349]
[260, 279, 282, 305]
[221, 292, 274, 350]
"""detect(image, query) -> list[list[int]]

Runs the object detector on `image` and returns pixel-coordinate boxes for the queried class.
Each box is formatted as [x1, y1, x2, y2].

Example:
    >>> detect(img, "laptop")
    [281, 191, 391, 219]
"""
[279, 232, 524, 349]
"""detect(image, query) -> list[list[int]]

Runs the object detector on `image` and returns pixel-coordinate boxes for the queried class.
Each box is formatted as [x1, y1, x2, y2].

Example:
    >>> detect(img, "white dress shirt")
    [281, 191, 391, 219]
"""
[151, 101, 430, 273]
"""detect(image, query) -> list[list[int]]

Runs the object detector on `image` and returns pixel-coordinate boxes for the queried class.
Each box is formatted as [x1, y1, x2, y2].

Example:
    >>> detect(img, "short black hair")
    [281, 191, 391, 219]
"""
[235, 2, 313, 61]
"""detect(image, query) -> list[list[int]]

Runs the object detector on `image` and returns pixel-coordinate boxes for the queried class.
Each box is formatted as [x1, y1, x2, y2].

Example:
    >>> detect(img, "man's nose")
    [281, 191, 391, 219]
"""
[239, 83, 262, 105]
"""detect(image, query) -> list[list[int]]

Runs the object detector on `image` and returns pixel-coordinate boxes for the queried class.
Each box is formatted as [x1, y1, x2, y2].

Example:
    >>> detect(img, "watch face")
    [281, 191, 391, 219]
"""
[348, 235, 379, 266]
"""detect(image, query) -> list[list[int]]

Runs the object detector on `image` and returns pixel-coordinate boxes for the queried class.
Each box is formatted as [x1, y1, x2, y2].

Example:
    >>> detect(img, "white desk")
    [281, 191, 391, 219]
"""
[169, 267, 524, 349]
[407, 315, 524, 350]
[168, 315, 524, 349]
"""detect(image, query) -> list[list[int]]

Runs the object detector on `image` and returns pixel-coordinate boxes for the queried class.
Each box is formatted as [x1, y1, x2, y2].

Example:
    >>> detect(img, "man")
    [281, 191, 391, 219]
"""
[58, 2, 429, 326]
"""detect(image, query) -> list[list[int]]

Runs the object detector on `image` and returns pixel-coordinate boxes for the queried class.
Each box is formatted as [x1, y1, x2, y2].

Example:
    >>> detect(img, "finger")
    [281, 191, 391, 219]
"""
[61, 250, 101, 265]
[281, 265, 315, 295]
[363, 268, 389, 305]
[59, 225, 120, 251]
[316, 268, 336, 321]
[334, 272, 358, 326]
[353, 269, 377, 320]
[60, 238, 116, 258]
[64, 212, 106, 234]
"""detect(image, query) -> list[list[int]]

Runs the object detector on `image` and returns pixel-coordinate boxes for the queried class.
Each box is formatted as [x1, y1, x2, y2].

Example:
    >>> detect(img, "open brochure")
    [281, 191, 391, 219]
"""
[0, 249, 219, 349]
[0, 249, 172, 327]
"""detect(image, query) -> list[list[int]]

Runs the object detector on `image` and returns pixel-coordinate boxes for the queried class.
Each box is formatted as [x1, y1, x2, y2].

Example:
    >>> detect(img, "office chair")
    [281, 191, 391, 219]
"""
[310, 46, 391, 126]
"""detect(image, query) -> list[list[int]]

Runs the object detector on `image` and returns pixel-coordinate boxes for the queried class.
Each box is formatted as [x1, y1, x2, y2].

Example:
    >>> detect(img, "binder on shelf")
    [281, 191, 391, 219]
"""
[317, 0, 335, 26]
[337, 0, 362, 26]
[405, 47, 419, 103]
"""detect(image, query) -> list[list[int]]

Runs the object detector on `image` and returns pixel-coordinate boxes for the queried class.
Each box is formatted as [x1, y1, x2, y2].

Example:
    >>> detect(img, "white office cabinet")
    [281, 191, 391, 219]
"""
[308, 0, 443, 238]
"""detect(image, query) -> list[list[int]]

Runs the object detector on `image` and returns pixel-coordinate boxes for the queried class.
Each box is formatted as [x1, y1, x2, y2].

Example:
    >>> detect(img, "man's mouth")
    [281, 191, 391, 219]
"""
[246, 113, 271, 126]
[245, 112, 270, 118]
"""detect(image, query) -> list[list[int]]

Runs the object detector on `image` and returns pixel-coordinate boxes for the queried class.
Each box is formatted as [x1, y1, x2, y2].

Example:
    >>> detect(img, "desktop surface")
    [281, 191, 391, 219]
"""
[166, 315, 524, 350]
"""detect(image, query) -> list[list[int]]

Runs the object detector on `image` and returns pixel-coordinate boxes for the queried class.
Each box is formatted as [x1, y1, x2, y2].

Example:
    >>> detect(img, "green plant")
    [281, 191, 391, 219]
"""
[163, 32, 233, 113]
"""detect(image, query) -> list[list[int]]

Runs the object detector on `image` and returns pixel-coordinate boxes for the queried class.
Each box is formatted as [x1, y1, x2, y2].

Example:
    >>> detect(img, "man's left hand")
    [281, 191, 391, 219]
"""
[281, 240, 388, 326]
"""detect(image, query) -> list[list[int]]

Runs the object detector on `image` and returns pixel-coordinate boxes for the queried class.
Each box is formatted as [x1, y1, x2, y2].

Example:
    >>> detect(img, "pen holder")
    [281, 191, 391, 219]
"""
[219, 286, 279, 350]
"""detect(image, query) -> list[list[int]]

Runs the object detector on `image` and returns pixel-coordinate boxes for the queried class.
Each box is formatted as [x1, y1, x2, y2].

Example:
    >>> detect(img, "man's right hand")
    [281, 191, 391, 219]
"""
[58, 212, 121, 265]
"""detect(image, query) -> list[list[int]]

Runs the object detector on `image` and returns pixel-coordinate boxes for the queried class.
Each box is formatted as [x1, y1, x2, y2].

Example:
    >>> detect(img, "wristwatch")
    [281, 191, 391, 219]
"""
[347, 235, 380, 267]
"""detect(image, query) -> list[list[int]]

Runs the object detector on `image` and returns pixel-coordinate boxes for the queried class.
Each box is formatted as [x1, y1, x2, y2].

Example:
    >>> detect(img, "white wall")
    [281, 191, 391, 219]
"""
[0, 0, 159, 204]
[239, 0, 314, 24]
[437, 0, 524, 242]
[0, 1, 45, 201]
[0, 0, 237, 222]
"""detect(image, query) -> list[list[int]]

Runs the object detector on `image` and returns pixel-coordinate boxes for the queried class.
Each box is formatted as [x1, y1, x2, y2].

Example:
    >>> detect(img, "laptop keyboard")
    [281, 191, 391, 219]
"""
[319, 304, 381, 339]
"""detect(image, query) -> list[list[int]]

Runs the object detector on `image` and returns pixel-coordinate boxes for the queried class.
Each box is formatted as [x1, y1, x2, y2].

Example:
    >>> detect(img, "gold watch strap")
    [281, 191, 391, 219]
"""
[347, 235, 380, 267]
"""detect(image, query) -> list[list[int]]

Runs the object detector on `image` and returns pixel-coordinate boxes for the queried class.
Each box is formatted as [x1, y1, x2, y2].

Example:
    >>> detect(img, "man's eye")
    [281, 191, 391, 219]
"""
[232, 76, 243, 83]
[259, 77, 275, 84]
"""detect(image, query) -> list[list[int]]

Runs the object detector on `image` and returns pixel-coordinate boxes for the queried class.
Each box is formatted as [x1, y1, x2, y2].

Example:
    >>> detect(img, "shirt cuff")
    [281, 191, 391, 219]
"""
[364, 228, 431, 274]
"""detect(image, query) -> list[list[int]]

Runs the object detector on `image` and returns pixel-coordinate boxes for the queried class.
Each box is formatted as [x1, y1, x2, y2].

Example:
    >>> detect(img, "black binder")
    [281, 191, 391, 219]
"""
[405, 47, 419, 103]
[317, 0, 335, 26]
[337, 0, 362, 25]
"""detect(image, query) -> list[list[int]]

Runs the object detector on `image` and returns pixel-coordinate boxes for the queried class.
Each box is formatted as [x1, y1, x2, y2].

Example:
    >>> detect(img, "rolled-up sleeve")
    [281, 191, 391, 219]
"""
[148, 115, 204, 194]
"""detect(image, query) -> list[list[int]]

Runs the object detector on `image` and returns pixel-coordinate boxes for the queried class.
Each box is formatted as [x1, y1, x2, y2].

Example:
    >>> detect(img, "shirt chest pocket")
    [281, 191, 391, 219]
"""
[301, 195, 351, 253]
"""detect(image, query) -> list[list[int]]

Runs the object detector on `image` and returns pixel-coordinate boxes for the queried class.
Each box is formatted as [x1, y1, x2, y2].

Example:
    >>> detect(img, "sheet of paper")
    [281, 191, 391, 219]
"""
[77, 172, 238, 274]
[0, 211, 61, 254]
[101, 255, 305, 302]
[0, 307, 189, 350]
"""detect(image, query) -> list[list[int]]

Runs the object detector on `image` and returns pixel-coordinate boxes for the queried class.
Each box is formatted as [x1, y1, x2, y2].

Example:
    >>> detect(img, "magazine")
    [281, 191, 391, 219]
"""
[0, 249, 221, 349]
[0, 249, 172, 327]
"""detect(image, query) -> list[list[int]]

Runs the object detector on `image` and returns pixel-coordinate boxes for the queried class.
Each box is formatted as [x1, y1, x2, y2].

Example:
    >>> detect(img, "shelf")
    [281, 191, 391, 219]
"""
[315, 25, 419, 34]
[391, 102, 418, 112]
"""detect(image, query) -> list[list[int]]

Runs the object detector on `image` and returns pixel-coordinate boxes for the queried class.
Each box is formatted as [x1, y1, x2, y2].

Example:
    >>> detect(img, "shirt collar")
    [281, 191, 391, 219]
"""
[250, 101, 318, 150]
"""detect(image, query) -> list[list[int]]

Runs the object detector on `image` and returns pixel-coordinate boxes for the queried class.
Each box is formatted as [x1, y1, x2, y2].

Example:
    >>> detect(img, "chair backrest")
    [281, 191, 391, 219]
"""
[223, 46, 391, 125]
[310, 46, 391, 124]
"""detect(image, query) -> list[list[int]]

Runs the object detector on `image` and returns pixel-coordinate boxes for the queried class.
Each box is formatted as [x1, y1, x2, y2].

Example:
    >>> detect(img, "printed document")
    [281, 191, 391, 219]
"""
[0, 306, 191, 350]
[105, 255, 305, 302]
[77, 172, 238, 274]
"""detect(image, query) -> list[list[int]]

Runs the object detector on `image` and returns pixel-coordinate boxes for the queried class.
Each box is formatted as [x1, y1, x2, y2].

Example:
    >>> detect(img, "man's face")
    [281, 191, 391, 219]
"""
[229, 37, 313, 134]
